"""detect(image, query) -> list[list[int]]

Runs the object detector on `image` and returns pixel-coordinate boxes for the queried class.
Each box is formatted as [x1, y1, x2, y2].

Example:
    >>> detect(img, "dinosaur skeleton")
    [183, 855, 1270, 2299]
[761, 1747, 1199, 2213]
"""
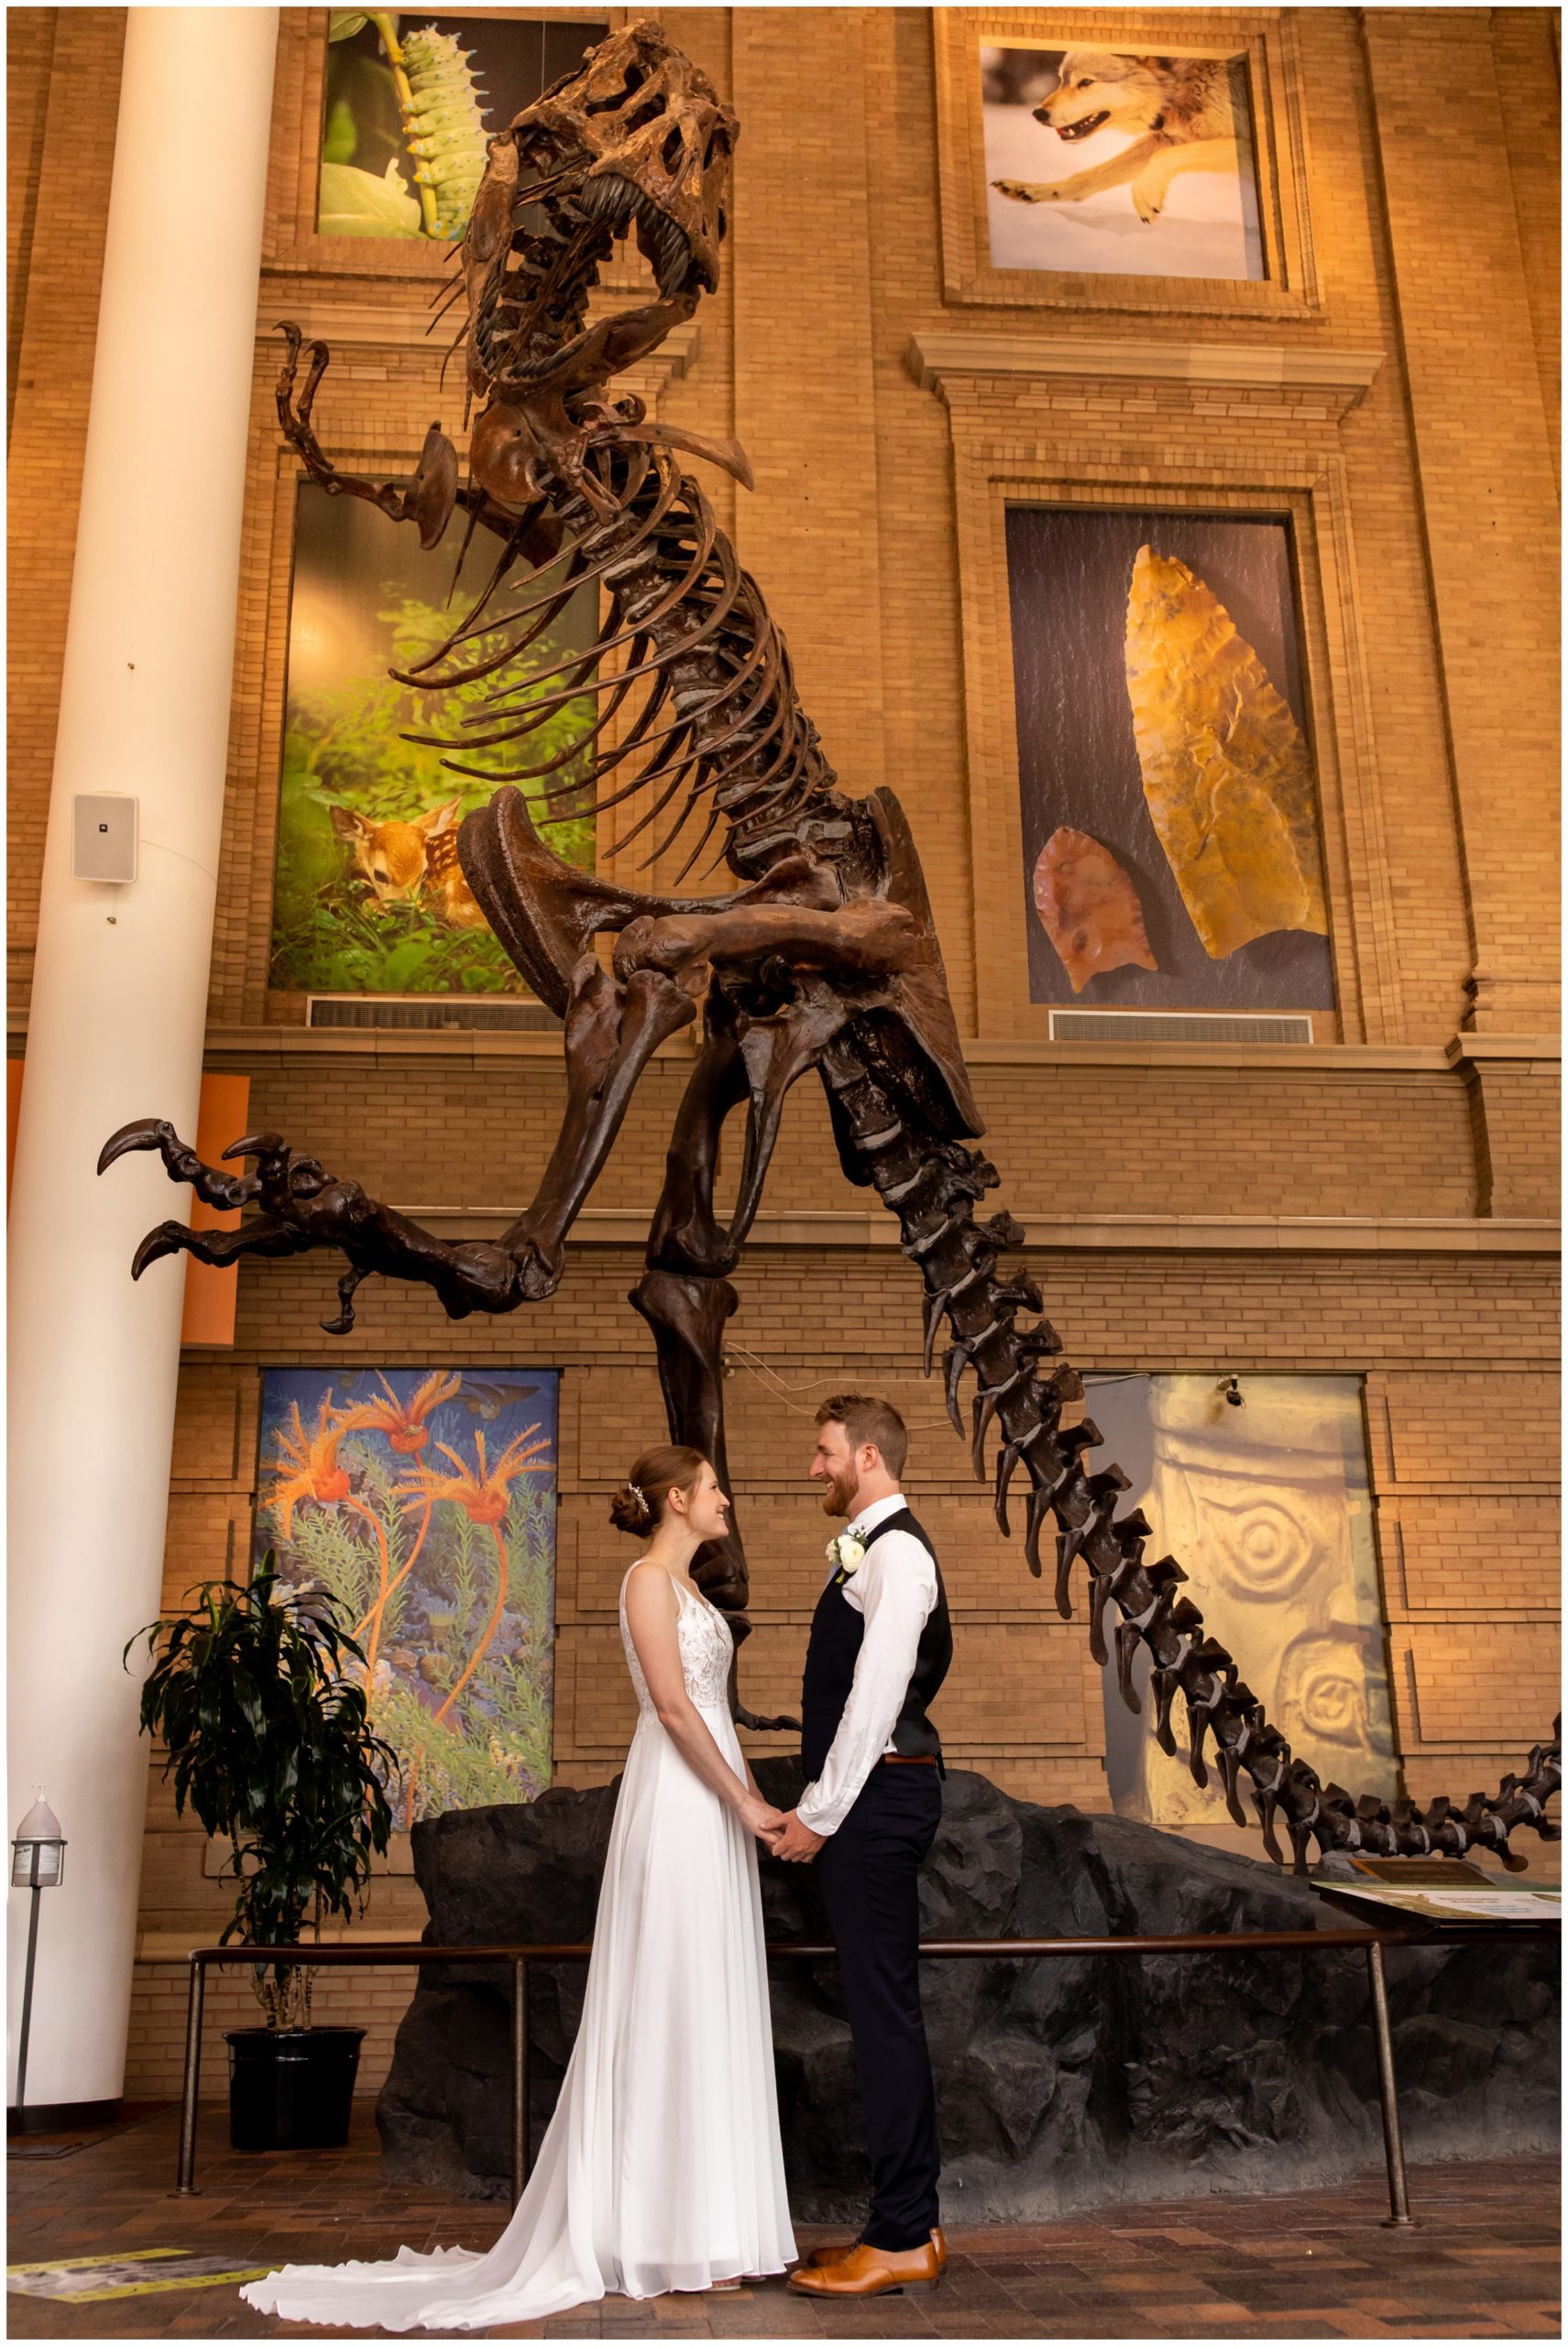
[101, 22, 1559, 1866]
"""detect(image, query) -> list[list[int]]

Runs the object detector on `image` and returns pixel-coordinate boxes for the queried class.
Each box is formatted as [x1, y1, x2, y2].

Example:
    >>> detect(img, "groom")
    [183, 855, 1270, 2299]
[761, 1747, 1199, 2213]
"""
[772, 1394, 952, 2299]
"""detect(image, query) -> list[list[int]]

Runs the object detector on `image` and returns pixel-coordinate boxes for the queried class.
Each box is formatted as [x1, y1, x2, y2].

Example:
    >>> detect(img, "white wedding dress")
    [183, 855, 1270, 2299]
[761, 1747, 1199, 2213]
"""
[242, 1567, 796, 2330]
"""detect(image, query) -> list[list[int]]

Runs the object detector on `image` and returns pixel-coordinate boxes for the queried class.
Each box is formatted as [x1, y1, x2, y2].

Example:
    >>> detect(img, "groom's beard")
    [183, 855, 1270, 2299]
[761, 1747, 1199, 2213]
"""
[818, 1466, 860, 1520]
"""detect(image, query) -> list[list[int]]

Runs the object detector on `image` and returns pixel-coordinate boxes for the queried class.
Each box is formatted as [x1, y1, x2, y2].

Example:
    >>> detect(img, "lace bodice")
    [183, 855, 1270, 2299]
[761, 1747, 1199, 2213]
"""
[620, 1566, 734, 1715]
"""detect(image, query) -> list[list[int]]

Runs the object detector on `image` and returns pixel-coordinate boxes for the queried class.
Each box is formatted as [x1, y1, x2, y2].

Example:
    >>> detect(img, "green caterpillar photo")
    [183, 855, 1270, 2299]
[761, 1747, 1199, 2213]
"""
[318, 12, 603, 241]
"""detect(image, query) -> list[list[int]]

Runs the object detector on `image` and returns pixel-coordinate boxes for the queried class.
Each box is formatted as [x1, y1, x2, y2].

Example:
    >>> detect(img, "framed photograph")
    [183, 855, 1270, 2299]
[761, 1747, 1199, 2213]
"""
[318, 11, 608, 243]
[981, 43, 1264, 282]
[255, 1366, 560, 1827]
[270, 480, 597, 999]
[1085, 1374, 1395, 1832]
[1005, 504, 1335, 1014]
[934, 10, 1320, 317]
[267, 11, 615, 269]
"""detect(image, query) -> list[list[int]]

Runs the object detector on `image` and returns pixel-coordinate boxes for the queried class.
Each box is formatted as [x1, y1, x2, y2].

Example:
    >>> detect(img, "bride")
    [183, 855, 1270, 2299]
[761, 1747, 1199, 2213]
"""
[243, 1445, 798, 2330]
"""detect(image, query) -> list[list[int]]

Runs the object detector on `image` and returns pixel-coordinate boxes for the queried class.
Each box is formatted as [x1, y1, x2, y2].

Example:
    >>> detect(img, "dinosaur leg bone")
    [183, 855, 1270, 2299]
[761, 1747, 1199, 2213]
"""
[494, 895, 918, 1310]
[641, 985, 844, 1277]
[629, 1268, 746, 1609]
[645, 1016, 751, 1278]
[629, 1267, 799, 1732]
[500, 957, 702, 1295]
[729, 993, 847, 1251]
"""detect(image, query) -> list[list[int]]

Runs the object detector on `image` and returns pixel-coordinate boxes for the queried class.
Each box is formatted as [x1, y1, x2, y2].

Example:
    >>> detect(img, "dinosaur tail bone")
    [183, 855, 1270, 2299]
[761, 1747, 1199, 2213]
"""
[817, 1031, 1561, 1876]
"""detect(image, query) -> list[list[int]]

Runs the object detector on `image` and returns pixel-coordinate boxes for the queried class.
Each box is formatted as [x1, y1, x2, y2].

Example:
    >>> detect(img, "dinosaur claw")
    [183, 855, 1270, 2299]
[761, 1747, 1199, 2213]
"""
[321, 1264, 369, 1336]
[131, 1220, 194, 1278]
[220, 1130, 287, 1163]
[98, 1118, 176, 1175]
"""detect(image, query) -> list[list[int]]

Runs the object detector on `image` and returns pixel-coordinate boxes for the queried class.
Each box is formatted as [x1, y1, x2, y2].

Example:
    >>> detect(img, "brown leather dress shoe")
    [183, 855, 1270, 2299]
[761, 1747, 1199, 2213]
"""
[788, 2237, 945, 2297]
[804, 2228, 948, 2273]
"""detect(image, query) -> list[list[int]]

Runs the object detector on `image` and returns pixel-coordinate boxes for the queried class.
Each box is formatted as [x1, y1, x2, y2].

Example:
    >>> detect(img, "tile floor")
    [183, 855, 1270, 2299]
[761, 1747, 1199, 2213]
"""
[6, 2105, 1559, 2341]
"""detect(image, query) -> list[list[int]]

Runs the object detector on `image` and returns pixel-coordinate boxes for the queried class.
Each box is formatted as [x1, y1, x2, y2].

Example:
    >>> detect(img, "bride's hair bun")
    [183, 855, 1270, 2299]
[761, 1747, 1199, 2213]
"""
[609, 1480, 654, 1537]
[609, 1443, 708, 1537]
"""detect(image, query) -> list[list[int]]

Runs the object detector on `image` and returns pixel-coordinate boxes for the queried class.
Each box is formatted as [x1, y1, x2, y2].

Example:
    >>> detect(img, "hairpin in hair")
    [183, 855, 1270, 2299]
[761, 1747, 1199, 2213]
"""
[628, 1483, 644, 1504]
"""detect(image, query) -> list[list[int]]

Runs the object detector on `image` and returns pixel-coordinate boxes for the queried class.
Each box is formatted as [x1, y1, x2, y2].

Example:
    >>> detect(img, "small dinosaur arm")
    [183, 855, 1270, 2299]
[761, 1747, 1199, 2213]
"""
[98, 21, 1559, 1867]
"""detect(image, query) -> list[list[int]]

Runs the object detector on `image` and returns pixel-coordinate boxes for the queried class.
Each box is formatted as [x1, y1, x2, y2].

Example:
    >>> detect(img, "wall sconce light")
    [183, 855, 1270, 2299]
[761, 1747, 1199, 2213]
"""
[1219, 1376, 1245, 1408]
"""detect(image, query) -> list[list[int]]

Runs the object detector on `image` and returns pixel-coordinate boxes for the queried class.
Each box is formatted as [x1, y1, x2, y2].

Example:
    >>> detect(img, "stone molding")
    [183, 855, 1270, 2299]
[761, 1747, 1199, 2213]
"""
[1446, 1034, 1561, 1066]
[254, 298, 701, 390]
[907, 331, 1383, 419]
[13, 1019, 1562, 1080]
[400, 1205, 1557, 1256]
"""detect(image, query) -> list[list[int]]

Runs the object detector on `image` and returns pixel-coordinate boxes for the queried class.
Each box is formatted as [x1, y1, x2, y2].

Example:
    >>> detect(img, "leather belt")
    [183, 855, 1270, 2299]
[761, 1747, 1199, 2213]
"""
[881, 1753, 938, 1767]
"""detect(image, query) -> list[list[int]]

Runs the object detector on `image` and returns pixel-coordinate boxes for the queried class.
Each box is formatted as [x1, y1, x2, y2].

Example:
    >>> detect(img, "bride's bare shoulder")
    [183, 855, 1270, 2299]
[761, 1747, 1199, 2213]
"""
[622, 1559, 678, 1614]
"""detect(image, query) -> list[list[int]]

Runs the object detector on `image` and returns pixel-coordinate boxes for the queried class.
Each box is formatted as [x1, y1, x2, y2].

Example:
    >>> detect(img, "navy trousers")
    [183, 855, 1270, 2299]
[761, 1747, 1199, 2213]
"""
[815, 1763, 943, 2251]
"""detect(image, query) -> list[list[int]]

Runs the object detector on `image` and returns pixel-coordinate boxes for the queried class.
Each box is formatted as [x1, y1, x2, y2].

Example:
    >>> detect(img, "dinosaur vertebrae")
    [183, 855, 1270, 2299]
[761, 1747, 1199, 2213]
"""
[818, 1032, 1562, 1876]
[403, 441, 835, 885]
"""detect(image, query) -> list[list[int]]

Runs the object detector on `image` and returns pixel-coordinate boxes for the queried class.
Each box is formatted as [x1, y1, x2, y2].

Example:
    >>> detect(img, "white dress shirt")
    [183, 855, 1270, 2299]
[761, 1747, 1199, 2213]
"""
[795, 1492, 939, 1838]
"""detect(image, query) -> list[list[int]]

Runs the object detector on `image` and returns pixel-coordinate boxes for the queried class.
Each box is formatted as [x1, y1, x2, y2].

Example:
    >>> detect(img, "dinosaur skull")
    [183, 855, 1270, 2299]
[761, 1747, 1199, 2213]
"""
[463, 18, 734, 400]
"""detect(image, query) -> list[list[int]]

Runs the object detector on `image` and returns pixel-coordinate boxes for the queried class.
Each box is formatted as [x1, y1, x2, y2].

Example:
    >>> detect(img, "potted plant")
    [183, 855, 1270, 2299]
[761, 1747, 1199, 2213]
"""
[127, 1556, 399, 2150]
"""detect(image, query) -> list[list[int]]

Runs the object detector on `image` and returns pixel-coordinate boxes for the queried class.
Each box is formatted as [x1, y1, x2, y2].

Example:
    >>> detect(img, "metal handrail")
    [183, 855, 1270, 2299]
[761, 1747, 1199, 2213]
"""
[172, 1921, 1557, 2227]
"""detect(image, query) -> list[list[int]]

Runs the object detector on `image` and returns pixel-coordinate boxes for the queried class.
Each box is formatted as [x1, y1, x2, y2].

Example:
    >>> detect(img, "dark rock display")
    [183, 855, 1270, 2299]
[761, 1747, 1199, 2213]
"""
[377, 1761, 1559, 2215]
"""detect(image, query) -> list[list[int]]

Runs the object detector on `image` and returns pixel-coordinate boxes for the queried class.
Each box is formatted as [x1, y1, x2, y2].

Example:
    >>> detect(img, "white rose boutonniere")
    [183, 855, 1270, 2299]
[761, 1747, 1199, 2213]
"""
[827, 1532, 867, 1576]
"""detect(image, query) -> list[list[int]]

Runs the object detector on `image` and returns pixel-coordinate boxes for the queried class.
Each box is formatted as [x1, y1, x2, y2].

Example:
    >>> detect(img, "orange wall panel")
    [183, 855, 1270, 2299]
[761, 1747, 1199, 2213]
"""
[180, 1073, 250, 1346]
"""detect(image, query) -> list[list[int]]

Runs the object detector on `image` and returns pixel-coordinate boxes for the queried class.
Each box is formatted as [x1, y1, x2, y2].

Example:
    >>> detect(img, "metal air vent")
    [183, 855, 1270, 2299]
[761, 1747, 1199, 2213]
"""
[1047, 1010, 1314, 1046]
[306, 995, 559, 1035]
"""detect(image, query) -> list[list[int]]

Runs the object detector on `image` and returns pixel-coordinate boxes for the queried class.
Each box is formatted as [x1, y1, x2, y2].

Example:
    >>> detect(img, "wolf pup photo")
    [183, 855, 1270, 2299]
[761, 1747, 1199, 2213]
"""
[981, 44, 1264, 281]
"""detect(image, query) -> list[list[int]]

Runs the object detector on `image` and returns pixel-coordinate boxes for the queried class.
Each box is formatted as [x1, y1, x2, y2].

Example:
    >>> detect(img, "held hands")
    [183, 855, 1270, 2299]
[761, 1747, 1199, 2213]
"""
[736, 1795, 823, 1860]
[740, 1793, 788, 1847]
[769, 1809, 826, 1864]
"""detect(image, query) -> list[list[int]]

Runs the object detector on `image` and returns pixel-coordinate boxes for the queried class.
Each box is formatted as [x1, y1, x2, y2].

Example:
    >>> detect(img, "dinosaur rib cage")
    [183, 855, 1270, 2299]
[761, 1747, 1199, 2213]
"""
[396, 442, 835, 883]
[818, 1034, 1561, 1876]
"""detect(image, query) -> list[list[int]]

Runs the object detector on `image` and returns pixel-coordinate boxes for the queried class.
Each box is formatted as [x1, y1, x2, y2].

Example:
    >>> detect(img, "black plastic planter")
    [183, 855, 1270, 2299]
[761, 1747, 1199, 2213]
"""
[225, 2026, 366, 2151]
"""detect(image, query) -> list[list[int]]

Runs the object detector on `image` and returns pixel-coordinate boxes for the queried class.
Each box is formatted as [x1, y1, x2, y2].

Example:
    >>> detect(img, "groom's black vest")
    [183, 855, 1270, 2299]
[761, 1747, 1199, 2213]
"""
[800, 1506, 952, 1781]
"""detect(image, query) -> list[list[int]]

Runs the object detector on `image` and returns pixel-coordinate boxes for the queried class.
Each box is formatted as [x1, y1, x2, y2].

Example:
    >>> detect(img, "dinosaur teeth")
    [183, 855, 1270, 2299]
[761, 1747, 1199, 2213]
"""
[582, 174, 636, 223]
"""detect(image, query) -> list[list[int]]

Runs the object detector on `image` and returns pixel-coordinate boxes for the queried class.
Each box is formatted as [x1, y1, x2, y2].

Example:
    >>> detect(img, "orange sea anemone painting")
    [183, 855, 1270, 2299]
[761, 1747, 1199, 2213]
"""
[253, 1369, 560, 1830]
[392, 1425, 554, 1727]
[265, 1391, 363, 1538]
[391, 1424, 553, 1526]
[350, 1369, 463, 1454]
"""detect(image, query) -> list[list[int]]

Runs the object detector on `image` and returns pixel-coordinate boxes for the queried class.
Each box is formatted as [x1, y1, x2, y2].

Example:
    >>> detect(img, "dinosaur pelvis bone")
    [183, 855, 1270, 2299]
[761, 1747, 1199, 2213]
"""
[458, 785, 830, 1014]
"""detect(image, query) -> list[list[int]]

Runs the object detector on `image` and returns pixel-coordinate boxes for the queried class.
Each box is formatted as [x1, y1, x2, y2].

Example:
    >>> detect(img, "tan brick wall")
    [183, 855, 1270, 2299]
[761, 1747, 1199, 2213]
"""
[7, 7, 126, 1013]
[1361, 8, 1560, 1036]
[1463, 1053, 1562, 1219]
[6, 6, 57, 432]
[183, 1048, 1487, 1226]
[1491, 6, 1562, 487]
[7, 10, 1559, 2101]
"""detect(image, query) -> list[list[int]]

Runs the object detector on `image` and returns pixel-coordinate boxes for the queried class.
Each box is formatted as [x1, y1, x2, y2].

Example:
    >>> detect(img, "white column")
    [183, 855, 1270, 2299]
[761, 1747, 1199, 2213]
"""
[7, 9, 278, 2113]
